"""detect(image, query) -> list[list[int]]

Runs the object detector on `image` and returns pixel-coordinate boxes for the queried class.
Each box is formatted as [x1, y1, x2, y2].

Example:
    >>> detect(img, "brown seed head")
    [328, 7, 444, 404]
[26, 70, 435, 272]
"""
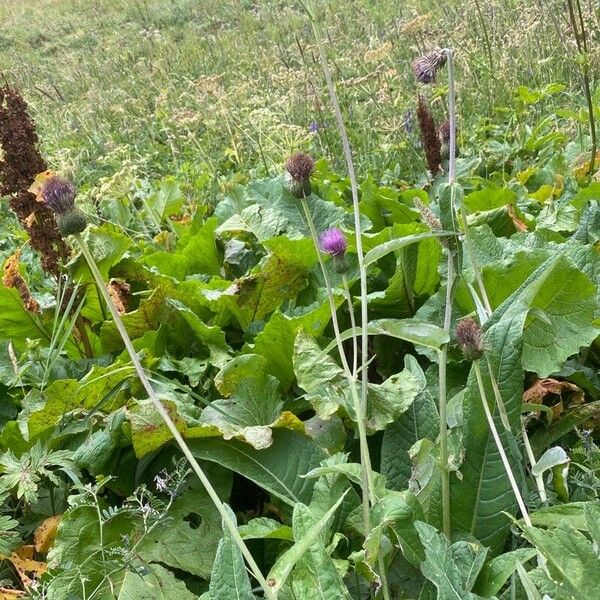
[416, 95, 441, 175]
[456, 318, 486, 361]
[284, 152, 315, 198]
[412, 49, 447, 84]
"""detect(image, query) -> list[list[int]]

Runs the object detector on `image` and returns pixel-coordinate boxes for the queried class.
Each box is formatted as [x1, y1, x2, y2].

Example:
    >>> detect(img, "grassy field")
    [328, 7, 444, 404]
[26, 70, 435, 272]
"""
[2, 0, 595, 193]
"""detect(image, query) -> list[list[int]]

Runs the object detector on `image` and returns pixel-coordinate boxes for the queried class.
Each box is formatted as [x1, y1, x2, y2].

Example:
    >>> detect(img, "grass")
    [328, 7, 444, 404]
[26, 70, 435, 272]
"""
[1, 0, 596, 200]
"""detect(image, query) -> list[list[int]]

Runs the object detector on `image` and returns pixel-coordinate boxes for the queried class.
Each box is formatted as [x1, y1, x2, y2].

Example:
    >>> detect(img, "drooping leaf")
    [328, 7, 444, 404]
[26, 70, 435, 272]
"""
[189, 429, 327, 506]
[116, 564, 198, 600]
[474, 548, 537, 597]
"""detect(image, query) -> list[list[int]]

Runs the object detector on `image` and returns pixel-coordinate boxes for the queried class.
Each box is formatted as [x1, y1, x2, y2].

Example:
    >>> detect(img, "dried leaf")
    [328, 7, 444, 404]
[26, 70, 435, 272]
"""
[34, 516, 61, 553]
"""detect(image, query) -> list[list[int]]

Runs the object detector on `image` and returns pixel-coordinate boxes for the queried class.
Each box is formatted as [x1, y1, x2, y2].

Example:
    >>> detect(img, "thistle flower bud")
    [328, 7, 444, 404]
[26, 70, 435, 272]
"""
[456, 318, 486, 361]
[319, 228, 350, 273]
[284, 152, 315, 198]
[39, 176, 87, 236]
[412, 49, 447, 84]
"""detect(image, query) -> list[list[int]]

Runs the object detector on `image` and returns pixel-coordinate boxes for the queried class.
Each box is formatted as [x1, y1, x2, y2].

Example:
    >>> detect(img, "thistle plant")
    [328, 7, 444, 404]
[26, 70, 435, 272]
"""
[456, 318, 533, 528]
[38, 181, 276, 600]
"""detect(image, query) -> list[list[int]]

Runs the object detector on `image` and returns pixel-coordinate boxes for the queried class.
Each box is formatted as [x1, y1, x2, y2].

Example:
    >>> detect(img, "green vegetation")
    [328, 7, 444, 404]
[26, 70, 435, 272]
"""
[0, 0, 599, 598]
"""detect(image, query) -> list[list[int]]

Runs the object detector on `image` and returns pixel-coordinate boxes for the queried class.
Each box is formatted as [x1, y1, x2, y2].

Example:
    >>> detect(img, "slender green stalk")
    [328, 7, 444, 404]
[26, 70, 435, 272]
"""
[473, 360, 532, 527]
[567, 0, 596, 174]
[446, 48, 493, 318]
[522, 418, 547, 504]
[74, 233, 275, 600]
[342, 274, 358, 377]
[300, 198, 375, 531]
[438, 251, 454, 540]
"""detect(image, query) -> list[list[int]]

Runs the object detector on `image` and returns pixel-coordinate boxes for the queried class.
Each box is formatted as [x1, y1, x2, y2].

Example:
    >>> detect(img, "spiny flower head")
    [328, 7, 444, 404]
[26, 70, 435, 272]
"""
[284, 152, 315, 198]
[40, 176, 76, 214]
[412, 48, 447, 84]
[319, 228, 347, 258]
[455, 318, 486, 361]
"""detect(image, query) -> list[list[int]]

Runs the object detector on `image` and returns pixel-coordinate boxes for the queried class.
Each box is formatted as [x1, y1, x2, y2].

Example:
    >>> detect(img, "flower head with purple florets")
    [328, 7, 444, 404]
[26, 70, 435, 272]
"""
[319, 228, 350, 273]
[40, 176, 76, 215]
[319, 228, 347, 258]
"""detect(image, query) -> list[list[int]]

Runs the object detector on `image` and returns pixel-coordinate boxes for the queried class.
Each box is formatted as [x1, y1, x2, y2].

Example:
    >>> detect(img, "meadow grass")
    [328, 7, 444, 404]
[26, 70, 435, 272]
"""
[0, 0, 596, 199]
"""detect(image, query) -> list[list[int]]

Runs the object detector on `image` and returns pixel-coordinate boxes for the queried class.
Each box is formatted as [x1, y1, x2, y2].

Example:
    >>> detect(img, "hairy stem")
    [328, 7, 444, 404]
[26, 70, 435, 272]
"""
[74, 233, 275, 600]
[342, 274, 358, 377]
[438, 250, 455, 540]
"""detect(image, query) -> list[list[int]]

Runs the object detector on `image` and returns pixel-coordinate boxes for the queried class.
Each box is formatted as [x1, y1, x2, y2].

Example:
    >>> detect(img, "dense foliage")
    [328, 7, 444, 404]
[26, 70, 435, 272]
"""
[1, 1, 600, 599]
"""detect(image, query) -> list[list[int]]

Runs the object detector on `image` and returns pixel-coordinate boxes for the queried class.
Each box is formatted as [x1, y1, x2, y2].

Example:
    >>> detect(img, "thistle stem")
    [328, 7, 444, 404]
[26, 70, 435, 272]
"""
[438, 250, 454, 540]
[522, 418, 548, 504]
[73, 233, 275, 600]
[342, 274, 358, 377]
[300, 198, 375, 533]
[473, 360, 532, 527]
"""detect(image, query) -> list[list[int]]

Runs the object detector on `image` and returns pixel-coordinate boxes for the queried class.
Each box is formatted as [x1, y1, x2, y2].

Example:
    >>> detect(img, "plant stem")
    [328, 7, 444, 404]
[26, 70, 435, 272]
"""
[300, 198, 375, 530]
[73, 233, 275, 600]
[567, 0, 596, 174]
[438, 250, 454, 540]
[473, 360, 532, 527]
[342, 274, 358, 377]
[522, 418, 547, 504]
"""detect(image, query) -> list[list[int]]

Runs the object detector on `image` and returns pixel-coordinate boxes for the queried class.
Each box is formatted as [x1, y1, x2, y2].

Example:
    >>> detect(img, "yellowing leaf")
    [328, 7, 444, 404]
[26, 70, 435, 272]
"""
[34, 516, 61, 553]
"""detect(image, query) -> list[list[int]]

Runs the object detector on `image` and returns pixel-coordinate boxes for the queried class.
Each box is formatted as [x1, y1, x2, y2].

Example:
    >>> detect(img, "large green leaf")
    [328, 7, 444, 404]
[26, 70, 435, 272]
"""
[189, 429, 327, 506]
[473, 548, 537, 597]
[0, 286, 48, 349]
[449, 256, 564, 552]
[294, 331, 421, 433]
[250, 297, 336, 389]
[523, 522, 600, 599]
[138, 473, 231, 579]
[414, 522, 494, 600]
[199, 354, 303, 449]
[116, 564, 198, 600]
[381, 357, 439, 491]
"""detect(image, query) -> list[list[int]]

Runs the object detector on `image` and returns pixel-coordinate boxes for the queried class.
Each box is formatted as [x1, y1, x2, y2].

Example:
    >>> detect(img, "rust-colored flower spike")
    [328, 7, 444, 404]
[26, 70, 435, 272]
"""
[412, 48, 447, 84]
[456, 318, 486, 361]
[0, 85, 69, 274]
[416, 95, 441, 175]
[439, 119, 451, 144]
[284, 152, 315, 198]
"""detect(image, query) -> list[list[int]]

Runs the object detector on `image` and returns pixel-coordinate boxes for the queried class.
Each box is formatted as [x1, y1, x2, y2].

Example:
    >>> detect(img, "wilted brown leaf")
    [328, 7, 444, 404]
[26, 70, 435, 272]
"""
[33, 515, 61, 554]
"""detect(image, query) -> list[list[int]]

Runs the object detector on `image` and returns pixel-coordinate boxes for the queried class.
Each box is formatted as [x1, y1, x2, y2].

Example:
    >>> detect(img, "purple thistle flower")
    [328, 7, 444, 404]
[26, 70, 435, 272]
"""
[40, 176, 76, 215]
[309, 121, 319, 133]
[319, 228, 347, 258]
[456, 318, 486, 361]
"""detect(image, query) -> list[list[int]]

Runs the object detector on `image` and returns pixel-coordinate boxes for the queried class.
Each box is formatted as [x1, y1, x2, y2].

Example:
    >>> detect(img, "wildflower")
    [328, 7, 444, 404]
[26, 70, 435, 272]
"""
[309, 121, 319, 133]
[39, 175, 87, 236]
[284, 152, 315, 198]
[456, 318, 486, 361]
[412, 49, 447, 84]
[416, 95, 441, 174]
[319, 228, 350, 273]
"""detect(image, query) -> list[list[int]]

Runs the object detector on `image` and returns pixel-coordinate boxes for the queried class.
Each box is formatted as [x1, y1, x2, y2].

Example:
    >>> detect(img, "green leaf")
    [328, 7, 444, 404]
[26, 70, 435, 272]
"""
[528, 502, 590, 531]
[250, 298, 336, 389]
[189, 429, 327, 506]
[463, 187, 516, 213]
[146, 178, 185, 220]
[268, 495, 350, 597]
[450, 255, 585, 552]
[116, 564, 198, 600]
[0, 286, 47, 349]
[364, 232, 449, 267]
[208, 505, 256, 600]
[238, 517, 293, 541]
[138, 473, 231, 579]
[474, 548, 537, 597]
[530, 446, 569, 477]
[521, 522, 600, 598]
[331, 319, 450, 352]
[199, 354, 304, 449]
[294, 331, 421, 432]
[381, 357, 439, 491]
[414, 521, 493, 600]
